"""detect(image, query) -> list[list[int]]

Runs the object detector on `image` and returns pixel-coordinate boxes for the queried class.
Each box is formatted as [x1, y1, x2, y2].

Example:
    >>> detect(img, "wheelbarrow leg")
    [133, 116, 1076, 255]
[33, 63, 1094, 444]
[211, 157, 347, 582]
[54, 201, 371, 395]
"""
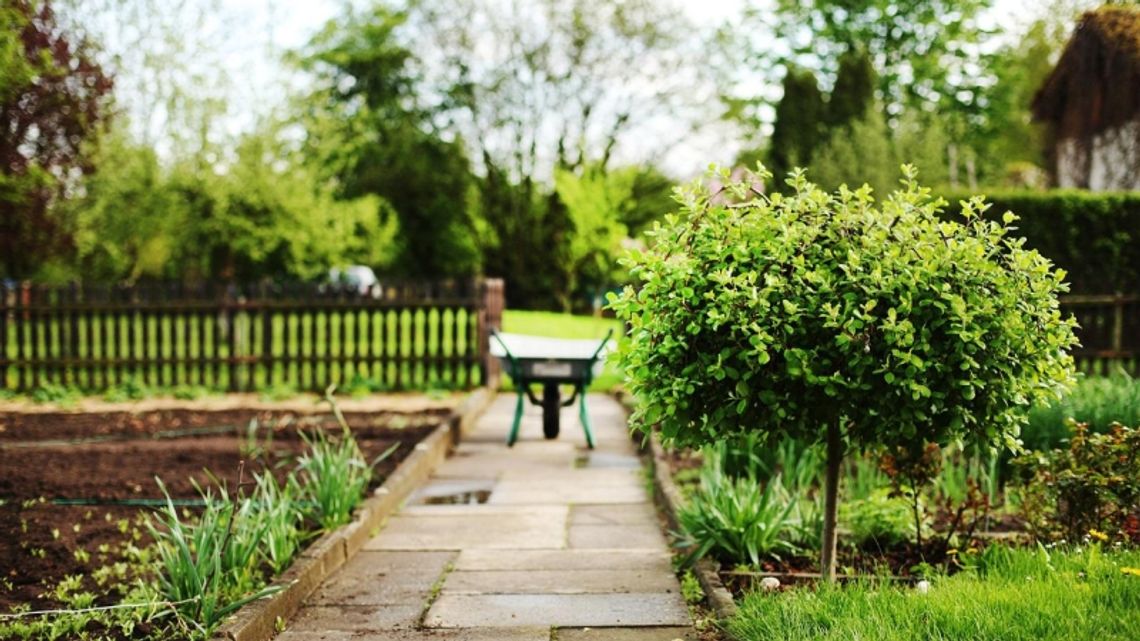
[507, 387, 525, 447]
[578, 385, 595, 449]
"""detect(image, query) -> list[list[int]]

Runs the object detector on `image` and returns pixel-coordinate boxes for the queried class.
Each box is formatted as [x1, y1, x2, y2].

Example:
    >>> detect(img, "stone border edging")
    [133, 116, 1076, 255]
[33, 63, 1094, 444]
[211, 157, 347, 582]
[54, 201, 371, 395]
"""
[211, 387, 496, 641]
[645, 432, 738, 620]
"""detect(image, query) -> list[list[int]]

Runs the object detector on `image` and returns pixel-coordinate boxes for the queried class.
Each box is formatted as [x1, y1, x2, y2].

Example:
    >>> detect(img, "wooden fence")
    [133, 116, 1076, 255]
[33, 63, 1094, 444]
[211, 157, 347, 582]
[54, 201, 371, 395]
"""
[2, 282, 1135, 393]
[0, 279, 505, 393]
[1063, 294, 1140, 375]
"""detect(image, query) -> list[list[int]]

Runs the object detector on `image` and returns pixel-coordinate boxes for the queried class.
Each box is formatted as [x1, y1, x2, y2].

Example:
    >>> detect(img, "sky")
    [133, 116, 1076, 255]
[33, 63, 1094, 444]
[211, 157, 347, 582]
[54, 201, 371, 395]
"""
[93, 0, 1071, 178]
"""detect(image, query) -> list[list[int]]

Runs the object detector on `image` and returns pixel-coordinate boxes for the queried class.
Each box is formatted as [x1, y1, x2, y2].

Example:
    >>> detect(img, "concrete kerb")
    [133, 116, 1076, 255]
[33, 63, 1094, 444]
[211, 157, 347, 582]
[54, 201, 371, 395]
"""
[618, 390, 739, 623]
[211, 387, 497, 641]
[645, 434, 737, 620]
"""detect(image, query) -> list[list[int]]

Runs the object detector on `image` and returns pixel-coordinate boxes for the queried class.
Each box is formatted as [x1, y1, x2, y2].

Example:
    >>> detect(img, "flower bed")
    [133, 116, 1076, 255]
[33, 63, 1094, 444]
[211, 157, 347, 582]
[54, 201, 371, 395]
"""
[0, 406, 443, 640]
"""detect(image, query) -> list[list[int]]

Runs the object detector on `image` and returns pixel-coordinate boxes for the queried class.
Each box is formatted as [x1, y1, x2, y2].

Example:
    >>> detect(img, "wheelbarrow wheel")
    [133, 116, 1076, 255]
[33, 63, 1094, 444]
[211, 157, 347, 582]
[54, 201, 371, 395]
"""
[542, 384, 560, 439]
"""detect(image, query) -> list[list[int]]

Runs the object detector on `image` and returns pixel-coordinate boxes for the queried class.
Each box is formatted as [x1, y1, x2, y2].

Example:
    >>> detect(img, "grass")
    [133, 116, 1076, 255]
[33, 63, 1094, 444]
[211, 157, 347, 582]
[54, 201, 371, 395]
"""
[727, 545, 1140, 641]
[1024, 371, 1140, 451]
[499, 310, 624, 391]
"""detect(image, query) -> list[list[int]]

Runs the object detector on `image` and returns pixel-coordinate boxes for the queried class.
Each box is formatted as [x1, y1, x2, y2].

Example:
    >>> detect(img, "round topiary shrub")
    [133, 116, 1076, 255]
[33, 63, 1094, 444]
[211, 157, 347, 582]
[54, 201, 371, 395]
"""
[610, 166, 1078, 578]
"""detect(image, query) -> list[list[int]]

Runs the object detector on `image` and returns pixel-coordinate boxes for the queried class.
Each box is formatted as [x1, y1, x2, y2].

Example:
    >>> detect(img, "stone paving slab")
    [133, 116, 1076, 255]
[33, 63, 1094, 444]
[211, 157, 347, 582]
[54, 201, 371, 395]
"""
[571, 503, 658, 526]
[557, 627, 698, 640]
[568, 523, 669, 549]
[280, 628, 552, 641]
[487, 482, 647, 505]
[453, 548, 673, 573]
[365, 509, 568, 550]
[285, 603, 423, 632]
[424, 593, 691, 628]
[442, 569, 680, 594]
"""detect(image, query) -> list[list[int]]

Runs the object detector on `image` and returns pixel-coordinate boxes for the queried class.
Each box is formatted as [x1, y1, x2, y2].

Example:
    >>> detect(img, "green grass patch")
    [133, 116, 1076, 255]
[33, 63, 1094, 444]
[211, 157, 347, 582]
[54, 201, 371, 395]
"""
[499, 310, 624, 391]
[728, 545, 1140, 641]
[1024, 372, 1140, 451]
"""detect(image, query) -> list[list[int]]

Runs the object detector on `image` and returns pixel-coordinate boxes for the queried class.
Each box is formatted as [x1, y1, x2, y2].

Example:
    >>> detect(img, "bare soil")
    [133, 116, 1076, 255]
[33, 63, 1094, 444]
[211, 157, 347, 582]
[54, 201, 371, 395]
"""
[0, 407, 442, 619]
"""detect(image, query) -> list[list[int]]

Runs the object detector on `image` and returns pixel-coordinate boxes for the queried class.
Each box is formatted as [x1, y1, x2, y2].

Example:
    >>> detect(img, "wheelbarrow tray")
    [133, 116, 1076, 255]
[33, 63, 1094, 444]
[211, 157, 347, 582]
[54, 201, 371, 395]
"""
[489, 330, 613, 447]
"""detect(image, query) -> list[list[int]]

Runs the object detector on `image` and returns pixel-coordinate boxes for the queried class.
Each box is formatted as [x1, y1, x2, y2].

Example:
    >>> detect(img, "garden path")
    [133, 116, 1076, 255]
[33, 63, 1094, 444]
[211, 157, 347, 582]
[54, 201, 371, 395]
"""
[276, 393, 695, 640]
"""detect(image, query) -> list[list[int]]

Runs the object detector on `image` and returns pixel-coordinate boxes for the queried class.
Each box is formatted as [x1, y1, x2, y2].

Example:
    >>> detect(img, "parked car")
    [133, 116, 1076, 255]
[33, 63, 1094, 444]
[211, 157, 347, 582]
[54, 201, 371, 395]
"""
[325, 265, 382, 298]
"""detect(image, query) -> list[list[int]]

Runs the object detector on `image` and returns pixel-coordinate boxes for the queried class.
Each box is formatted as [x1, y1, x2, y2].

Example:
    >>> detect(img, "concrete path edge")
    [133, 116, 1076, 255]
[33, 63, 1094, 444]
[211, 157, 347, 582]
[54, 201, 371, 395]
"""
[211, 387, 497, 641]
[645, 425, 738, 620]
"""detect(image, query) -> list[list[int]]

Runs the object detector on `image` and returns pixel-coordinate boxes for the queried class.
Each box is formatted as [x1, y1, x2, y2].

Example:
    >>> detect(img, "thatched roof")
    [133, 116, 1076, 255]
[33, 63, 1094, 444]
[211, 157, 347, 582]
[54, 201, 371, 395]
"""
[1032, 6, 1140, 139]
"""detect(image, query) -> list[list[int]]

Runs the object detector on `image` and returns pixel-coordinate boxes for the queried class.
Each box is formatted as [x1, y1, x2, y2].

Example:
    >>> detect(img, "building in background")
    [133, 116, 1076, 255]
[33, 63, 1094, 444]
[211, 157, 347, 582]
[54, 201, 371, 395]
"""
[1032, 6, 1140, 191]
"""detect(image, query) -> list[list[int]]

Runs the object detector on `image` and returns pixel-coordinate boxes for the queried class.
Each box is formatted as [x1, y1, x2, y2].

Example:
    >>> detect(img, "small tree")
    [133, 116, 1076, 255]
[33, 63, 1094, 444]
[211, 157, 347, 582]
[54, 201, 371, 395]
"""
[610, 166, 1078, 580]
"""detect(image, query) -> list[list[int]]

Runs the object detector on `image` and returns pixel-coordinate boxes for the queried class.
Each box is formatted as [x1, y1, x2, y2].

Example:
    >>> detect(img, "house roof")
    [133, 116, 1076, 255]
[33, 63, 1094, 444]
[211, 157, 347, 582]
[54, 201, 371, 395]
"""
[1032, 6, 1140, 138]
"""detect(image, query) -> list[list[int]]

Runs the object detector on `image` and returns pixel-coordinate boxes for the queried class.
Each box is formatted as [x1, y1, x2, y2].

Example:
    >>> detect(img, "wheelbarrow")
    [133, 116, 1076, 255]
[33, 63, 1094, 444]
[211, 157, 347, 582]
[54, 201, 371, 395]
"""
[489, 328, 614, 448]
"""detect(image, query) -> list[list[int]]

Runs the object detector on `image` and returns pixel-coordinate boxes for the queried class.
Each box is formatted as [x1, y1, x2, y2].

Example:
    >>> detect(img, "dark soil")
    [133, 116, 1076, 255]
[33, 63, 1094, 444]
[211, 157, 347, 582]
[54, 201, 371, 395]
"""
[0, 408, 441, 619]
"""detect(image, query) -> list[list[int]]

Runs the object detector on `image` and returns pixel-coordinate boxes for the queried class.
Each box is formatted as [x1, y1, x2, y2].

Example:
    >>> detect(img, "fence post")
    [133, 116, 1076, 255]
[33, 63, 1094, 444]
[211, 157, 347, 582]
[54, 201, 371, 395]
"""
[0, 282, 7, 391]
[1112, 293, 1124, 357]
[478, 278, 504, 388]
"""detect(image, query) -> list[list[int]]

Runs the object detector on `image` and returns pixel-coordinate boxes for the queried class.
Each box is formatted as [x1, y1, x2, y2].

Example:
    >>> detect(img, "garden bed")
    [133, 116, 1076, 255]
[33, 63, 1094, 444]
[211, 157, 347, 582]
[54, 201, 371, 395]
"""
[0, 407, 442, 630]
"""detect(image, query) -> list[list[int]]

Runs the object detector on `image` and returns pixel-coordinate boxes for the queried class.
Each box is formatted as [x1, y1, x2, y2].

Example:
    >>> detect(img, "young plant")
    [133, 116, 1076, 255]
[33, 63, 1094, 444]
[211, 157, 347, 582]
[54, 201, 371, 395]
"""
[252, 471, 303, 574]
[611, 165, 1078, 580]
[146, 473, 277, 638]
[677, 449, 799, 567]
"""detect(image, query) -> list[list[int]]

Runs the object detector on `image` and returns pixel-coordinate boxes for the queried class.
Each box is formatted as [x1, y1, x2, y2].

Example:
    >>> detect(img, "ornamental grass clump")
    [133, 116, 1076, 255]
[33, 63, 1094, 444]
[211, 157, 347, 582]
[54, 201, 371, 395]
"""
[611, 165, 1078, 579]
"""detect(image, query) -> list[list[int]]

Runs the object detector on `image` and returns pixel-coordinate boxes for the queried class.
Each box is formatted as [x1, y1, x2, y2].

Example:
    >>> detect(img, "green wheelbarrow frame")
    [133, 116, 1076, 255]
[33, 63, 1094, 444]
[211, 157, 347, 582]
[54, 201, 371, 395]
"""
[490, 328, 614, 449]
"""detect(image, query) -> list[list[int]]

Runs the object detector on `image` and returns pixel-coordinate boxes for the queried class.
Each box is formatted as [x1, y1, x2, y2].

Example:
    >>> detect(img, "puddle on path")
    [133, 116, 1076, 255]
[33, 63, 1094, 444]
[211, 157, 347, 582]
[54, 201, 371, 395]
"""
[409, 479, 495, 505]
[419, 489, 493, 505]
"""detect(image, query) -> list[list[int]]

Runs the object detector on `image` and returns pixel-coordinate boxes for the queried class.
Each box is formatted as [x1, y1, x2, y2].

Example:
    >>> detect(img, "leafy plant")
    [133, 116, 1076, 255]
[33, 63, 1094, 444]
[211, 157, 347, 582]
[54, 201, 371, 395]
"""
[611, 165, 1078, 579]
[146, 476, 279, 638]
[1013, 421, 1140, 544]
[251, 471, 303, 575]
[103, 376, 149, 402]
[171, 384, 213, 401]
[295, 426, 371, 529]
[842, 489, 920, 549]
[677, 451, 799, 567]
[30, 383, 81, 406]
[680, 570, 704, 604]
[260, 383, 298, 402]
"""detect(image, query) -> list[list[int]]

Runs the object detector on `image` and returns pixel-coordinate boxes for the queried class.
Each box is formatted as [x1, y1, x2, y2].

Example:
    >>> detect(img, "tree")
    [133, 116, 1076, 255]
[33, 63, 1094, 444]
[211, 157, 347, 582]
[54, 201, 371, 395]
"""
[552, 164, 634, 311]
[71, 124, 396, 282]
[826, 48, 875, 129]
[810, 107, 896, 195]
[611, 165, 1078, 580]
[0, 0, 112, 279]
[399, 0, 708, 306]
[767, 0, 995, 115]
[811, 107, 951, 194]
[298, 7, 479, 279]
[767, 67, 825, 187]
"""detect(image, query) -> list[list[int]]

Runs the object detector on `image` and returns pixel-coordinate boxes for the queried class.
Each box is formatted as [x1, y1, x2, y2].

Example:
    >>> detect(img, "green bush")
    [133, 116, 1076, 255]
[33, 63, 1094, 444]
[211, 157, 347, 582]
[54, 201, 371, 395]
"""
[612, 165, 1078, 578]
[1013, 421, 1140, 544]
[842, 489, 920, 548]
[939, 190, 1140, 295]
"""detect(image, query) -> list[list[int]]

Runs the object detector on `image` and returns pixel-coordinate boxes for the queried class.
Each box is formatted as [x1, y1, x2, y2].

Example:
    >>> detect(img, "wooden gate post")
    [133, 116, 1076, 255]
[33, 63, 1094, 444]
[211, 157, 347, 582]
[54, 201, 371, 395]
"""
[478, 278, 504, 388]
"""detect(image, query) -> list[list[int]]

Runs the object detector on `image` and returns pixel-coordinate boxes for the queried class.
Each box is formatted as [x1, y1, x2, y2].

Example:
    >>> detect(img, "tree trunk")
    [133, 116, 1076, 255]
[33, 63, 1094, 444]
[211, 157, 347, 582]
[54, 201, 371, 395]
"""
[820, 417, 844, 582]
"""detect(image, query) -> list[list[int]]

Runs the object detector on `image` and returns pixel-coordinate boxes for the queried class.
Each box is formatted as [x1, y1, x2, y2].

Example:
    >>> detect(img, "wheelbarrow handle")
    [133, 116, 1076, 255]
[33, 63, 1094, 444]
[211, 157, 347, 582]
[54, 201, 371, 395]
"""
[489, 328, 517, 362]
[590, 328, 615, 362]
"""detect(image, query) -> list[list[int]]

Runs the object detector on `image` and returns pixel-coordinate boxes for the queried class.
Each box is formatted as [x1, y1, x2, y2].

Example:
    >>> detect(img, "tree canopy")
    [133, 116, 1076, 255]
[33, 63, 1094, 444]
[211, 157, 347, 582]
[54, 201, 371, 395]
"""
[1, 0, 112, 279]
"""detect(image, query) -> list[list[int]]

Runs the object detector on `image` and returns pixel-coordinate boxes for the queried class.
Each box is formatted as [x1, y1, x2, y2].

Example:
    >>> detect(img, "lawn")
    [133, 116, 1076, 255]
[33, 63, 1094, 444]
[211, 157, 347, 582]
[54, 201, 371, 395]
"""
[727, 545, 1140, 641]
[499, 310, 625, 391]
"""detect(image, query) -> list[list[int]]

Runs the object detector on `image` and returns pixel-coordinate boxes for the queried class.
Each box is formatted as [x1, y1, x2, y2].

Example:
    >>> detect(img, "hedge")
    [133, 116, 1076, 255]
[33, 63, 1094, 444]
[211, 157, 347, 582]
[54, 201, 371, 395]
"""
[939, 190, 1140, 295]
